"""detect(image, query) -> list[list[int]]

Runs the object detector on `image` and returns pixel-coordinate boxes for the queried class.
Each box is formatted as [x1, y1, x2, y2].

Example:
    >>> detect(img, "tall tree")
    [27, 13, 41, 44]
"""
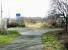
[50, 0, 68, 30]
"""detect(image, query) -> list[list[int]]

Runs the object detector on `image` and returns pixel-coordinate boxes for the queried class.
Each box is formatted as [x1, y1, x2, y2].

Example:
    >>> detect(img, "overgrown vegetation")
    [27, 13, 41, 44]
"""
[0, 30, 19, 46]
[42, 32, 64, 50]
[25, 22, 52, 28]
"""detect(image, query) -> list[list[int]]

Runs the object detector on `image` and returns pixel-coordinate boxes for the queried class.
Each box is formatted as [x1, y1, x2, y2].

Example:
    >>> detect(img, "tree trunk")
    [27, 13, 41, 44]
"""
[0, 18, 7, 35]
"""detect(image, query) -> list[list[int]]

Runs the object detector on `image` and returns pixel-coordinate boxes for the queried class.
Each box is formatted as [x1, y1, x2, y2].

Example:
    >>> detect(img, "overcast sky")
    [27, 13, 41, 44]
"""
[0, 0, 50, 18]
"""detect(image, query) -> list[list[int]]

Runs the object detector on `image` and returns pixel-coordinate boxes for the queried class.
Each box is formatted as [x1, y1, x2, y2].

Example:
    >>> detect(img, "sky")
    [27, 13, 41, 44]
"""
[0, 0, 50, 18]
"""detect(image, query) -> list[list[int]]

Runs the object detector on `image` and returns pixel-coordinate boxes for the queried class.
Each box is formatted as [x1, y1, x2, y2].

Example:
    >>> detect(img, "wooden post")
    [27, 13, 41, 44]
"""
[66, 18, 67, 31]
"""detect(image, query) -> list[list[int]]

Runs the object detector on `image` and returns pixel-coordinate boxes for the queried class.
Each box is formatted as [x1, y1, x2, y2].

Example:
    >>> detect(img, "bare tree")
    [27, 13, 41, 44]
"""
[50, 0, 68, 31]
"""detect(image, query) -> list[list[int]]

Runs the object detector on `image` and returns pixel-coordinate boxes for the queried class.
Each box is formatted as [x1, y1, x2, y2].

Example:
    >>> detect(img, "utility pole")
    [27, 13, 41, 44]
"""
[0, 2, 3, 34]
[1, 2, 2, 18]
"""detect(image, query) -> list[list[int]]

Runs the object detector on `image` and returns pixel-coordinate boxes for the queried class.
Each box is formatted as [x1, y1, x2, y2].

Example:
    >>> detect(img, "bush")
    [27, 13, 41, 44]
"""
[7, 22, 18, 28]
[18, 25, 25, 27]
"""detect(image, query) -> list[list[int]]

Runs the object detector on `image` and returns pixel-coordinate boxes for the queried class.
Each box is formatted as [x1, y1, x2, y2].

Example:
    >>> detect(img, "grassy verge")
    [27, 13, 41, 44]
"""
[42, 32, 64, 50]
[0, 30, 19, 46]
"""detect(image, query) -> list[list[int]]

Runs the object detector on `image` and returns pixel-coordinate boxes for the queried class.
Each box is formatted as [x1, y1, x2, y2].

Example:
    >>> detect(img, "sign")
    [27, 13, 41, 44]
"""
[16, 13, 21, 17]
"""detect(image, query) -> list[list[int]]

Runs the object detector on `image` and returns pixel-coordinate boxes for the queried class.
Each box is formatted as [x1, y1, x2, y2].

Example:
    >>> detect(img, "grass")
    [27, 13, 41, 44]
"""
[42, 32, 64, 50]
[0, 30, 19, 46]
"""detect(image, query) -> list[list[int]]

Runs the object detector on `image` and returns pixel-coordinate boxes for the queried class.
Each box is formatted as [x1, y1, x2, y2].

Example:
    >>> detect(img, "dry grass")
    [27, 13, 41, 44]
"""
[24, 22, 52, 28]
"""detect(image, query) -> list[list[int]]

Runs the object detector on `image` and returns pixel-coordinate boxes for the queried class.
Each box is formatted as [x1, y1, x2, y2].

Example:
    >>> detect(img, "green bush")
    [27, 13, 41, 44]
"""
[42, 32, 64, 50]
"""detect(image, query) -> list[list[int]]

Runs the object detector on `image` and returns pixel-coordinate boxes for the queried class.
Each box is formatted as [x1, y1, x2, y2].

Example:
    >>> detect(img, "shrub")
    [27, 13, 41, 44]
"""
[7, 22, 18, 28]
